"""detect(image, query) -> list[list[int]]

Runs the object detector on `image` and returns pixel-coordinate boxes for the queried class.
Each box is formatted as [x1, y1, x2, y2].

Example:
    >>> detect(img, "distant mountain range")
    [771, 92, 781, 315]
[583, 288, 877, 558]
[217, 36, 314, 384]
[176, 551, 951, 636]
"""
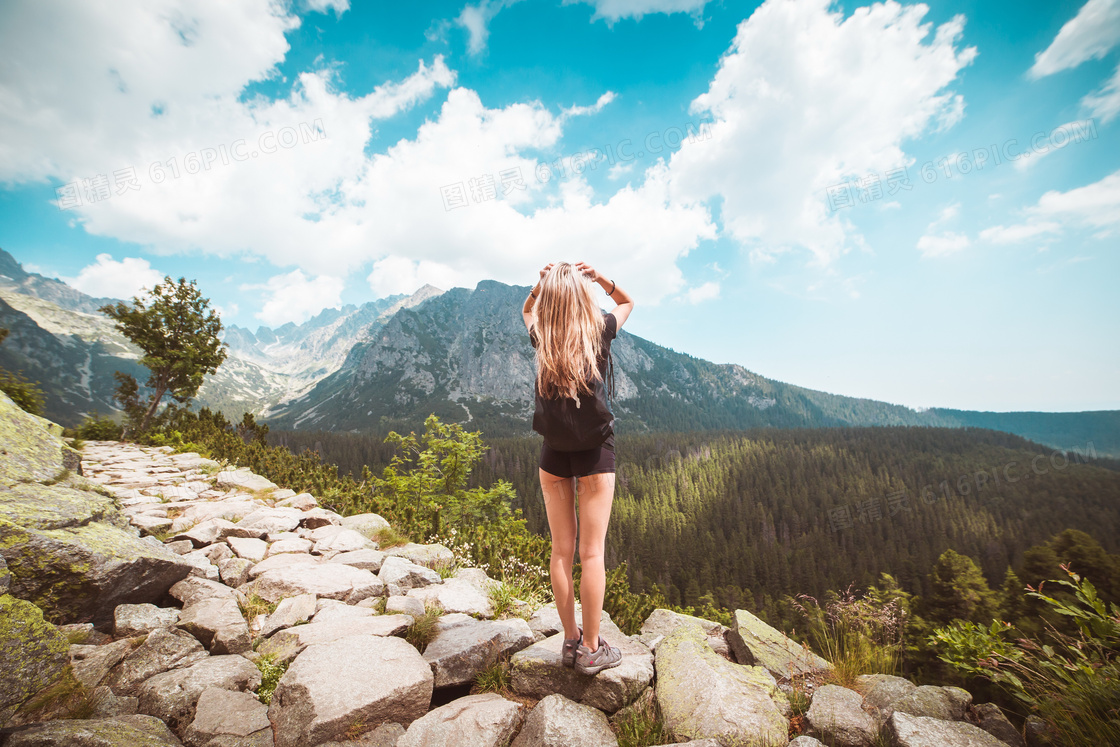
[1, 248, 1116, 457]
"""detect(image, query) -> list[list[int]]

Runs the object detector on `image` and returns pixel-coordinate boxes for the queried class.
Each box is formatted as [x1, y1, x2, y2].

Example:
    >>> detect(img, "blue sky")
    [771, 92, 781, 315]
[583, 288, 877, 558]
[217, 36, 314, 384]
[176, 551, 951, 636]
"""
[1, 0, 1117, 412]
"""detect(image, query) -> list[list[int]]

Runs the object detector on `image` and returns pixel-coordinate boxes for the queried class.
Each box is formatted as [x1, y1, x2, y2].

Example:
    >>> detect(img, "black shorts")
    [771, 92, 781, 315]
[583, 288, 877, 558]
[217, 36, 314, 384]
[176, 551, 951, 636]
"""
[539, 433, 616, 478]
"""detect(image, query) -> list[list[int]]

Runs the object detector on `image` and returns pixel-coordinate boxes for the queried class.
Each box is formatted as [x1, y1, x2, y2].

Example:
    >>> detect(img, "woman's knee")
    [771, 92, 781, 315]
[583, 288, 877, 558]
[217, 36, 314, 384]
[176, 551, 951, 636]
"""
[578, 541, 605, 565]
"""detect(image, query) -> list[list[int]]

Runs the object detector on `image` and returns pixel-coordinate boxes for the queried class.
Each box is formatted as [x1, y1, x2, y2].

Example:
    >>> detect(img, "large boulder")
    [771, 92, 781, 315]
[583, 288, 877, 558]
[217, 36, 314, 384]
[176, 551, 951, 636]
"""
[114, 603, 181, 637]
[857, 674, 917, 721]
[268, 634, 434, 747]
[511, 693, 618, 747]
[972, 703, 1026, 747]
[806, 684, 879, 747]
[256, 614, 414, 665]
[382, 542, 454, 569]
[510, 618, 653, 714]
[215, 468, 277, 493]
[886, 710, 1014, 747]
[182, 687, 272, 747]
[177, 596, 251, 654]
[104, 627, 210, 696]
[638, 608, 730, 657]
[655, 624, 789, 747]
[0, 593, 71, 726]
[727, 608, 833, 680]
[892, 685, 971, 721]
[397, 693, 524, 747]
[380, 556, 441, 591]
[245, 563, 383, 604]
[340, 513, 391, 540]
[407, 577, 493, 618]
[136, 655, 262, 735]
[0, 391, 80, 486]
[0, 714, 181, 746]
[422, 614, 535, 688]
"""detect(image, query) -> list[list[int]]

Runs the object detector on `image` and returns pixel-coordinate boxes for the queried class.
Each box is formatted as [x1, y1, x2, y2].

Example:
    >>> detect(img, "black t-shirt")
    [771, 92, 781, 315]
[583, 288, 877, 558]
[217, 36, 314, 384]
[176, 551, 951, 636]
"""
[529, 311, 617, 384]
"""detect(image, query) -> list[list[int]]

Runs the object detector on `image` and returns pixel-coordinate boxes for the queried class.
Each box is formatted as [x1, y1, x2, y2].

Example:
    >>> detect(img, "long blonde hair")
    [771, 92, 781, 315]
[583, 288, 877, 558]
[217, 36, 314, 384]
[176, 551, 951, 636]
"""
[534, 262, 606, 400]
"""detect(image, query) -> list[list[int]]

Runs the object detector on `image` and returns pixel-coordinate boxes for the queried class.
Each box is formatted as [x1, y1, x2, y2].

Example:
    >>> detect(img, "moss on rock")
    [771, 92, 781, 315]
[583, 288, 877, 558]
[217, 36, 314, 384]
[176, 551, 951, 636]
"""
[0, 593, 71, 727]
[0, 392, 79, 489]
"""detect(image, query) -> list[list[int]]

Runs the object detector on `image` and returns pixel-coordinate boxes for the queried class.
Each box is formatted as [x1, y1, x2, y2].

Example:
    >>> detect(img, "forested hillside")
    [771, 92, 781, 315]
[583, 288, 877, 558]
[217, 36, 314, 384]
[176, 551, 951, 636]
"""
[270, 424, 1120, 624]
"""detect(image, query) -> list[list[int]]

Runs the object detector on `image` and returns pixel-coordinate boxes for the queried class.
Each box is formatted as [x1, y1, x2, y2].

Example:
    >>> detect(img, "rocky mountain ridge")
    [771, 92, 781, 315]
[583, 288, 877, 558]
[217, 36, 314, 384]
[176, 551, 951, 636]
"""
[0, 391, 1044, 746]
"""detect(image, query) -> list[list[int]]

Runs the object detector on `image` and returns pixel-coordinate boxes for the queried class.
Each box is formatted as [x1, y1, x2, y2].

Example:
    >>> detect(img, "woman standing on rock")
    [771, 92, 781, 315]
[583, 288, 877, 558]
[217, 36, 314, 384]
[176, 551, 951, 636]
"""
[522, 260, 634, 675]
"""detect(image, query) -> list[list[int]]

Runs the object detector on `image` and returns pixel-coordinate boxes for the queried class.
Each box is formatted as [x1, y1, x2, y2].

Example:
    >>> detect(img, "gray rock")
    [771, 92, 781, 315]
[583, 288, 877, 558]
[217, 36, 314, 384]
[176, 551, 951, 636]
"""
[528, 603, 612, 639]
[246, 551, 319, 579]
[510, 618, 653, 714]
[275, 493, 318, 510]
[327, 548, 386, 573]
[164, 540, 195, 555]
[385, 596, 426, 618]
[1024, 715, 1054, 747]
[0, 714, 181, 746]
[788, 739, 827, 746]
[313, 528, 377, 556]
[218, 557, 254, 587]
[169, 577, 236, 606]
[246, 563, 383, 604]
[266, 538, 314, 555]
[857, 673, 916, 721]
[105, 627, 210, 697]
[215, 469, 277, 493]
[887, 710, 1013, 747]
[407, 578, 493, 618]
[299, 507, 342, 529]
[114, 603, 181, 637]
[71, 638, 138, 691]
[315, 722, 405, 747]
[237, 507, 304, 536]
[182, 687, 272, 747]
[226, 537, 268, 563]
[137, 655, 262, 736]
[340, 512, 391, 540]
[382, 542, 454, 570]
[398, 692, 523, 747]
[806, 684, 879, 747]
[380, 556, 442, 591]
[972, 703, 1025, 747]
[177, 596, 251, 654]
[268, 634, 433, 747]
[260, 593, 317, 637]
[311, 604, 377, 625]
[0, 594, 70, 726]
[892, 685, 971, 721]
[172, 518, 240, 547]
[511, 693, 618, 746]
[727, 608, 833, 680]
[87, 685, 139, 718]
[654, 624, 789, 747]
[131, 513, 173, 535]
[423, 614, 536, 688]
[256, 615, 414, 665]
[638, 607, 730, 657]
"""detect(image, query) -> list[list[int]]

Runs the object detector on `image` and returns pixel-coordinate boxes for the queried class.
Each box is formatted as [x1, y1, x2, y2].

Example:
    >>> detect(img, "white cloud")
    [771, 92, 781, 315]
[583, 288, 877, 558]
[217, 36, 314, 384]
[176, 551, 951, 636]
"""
[63, 254, 165, 299]
[664, 0, 977, 268]
[213, 301, 240, 320]
[917, 231, 970, 258]
[977, 169, 1120, 244]
[561, 91, 618, 119]
[301, 0, 350, 17]
[1082, 63, 1120, 123]
[682, 281, 719, 304]
[457, 0, 527, 55]
[1028, 0, 1120, 78]
[565, 0, 713, 25]
[243, 269, 345, 326]
[979, 222, 1062, 244]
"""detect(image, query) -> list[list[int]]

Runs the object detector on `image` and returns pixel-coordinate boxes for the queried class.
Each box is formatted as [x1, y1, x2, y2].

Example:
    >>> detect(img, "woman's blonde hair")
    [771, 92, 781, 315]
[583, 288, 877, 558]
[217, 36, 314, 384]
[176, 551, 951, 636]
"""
[534, 262, 606, 400]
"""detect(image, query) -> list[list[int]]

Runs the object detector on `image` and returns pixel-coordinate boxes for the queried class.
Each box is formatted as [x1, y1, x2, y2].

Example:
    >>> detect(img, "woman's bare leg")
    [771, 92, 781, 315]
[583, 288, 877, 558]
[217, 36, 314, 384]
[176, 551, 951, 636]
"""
[539, 468, 579, 640]
[575, 471, 616, 651]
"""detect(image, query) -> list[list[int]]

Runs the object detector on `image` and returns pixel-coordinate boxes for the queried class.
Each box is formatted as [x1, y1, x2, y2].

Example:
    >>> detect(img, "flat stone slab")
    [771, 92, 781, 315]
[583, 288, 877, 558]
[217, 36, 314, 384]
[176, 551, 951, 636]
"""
[0, 714, 181, 746]
[511, 693, 618, 747]
[177, 596, 251, 654]
[511, 618, 653, 714]
[727, 608, 833, 680]
[326, 548, 386, 573]
[256, 615, 414, 665]
[268, 634, 433, 747]
[806, 684, 879, 747]
[215, 469, 278, 492]
[104, 627, 210, 697]
[886, 711, 1013, 747]
[407, 577, 493, 618]
[246, 563, 384, 605]
[246, 552, 319, 579]
[114, 603, 181, 637]
[183, 686, 272, 747]
[423, 614, 536, 688]
[398, 693, 524, 747]
[136, 654, 262, 736]
[382, 542, 454, 569]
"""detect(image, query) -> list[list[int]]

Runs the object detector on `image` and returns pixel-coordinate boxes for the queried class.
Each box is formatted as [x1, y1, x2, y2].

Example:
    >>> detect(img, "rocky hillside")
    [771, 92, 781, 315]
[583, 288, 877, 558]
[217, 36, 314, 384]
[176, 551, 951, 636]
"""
[0, 392, 1049, 746]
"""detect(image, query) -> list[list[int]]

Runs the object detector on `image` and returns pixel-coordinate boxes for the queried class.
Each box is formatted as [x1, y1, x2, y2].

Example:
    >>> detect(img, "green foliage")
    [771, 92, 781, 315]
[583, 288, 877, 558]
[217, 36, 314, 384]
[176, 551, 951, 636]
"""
[254, 653, 287, 705]
[791, 576, 909, 687]
[930, 566, 1120, 746]
[612, 693, 671, 747]
[99, 276, 228, 434]
[0, 330, 46, 414]
[405, 603, 443, 653]
[924, 549, 999, 627]
[75, 411, 123, 441]
[472, 658, 511, 694]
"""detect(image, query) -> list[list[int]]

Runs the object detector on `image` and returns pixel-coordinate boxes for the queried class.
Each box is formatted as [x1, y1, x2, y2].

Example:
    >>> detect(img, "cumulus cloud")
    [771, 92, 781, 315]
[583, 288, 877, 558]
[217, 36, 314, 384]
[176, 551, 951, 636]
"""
[978, 169, 1120, 244]
[1029, 0, 1120, 122]
[664, 0, 977, 268]
[916, 201, 970, 258]
[242, 269, 345, 327]
[63, 254, 165, 300]
[682, 281, 719, 303]
[565, 0, 713, 26]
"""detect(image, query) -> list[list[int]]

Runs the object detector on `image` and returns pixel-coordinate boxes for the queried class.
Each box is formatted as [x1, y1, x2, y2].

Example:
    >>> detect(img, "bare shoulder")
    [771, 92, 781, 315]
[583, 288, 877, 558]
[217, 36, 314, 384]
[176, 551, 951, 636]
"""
[610, 302, 634, 331]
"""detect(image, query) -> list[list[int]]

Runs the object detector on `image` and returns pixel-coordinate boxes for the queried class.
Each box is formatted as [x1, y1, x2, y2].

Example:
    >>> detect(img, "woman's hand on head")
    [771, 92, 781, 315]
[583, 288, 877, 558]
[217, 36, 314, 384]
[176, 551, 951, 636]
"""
[539, 262, 554, 280]
[574, 261, 598, 282]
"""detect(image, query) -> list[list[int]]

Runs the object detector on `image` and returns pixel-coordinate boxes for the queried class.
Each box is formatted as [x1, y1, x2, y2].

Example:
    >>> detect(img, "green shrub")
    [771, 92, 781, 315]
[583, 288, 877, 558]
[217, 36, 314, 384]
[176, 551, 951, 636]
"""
[930, 566, 1120, 747]
[255, 653, 287, 705]
[0, 368, 45, 415]
[76, 412, 124, 441]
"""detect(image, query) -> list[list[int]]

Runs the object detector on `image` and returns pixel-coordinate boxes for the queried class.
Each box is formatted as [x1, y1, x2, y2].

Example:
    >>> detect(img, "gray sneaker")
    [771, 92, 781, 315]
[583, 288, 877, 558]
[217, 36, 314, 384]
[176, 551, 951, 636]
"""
[562, 627, 583, 668]
[574, 635, 622, 675]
